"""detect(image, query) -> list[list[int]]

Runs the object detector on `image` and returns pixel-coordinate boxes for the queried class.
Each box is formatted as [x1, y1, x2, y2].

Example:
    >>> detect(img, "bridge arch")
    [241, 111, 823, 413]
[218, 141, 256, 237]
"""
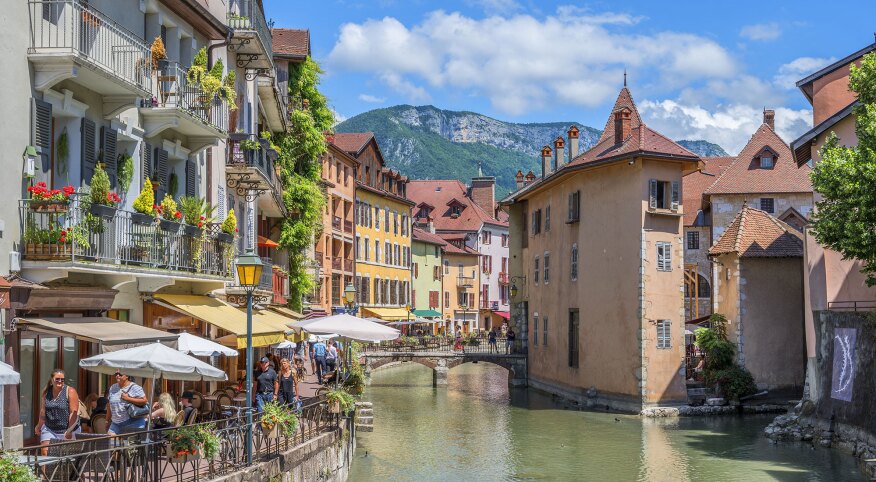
[363, 353, 527, 388]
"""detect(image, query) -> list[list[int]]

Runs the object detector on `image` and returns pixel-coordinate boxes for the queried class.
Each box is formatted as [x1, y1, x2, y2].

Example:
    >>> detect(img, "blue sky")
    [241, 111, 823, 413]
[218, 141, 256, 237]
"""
[265, 0, 875, 153]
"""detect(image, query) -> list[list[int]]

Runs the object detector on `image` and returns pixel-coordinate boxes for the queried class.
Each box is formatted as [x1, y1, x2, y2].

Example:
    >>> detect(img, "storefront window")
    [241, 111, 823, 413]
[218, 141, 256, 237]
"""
[19, 338, 35, 435]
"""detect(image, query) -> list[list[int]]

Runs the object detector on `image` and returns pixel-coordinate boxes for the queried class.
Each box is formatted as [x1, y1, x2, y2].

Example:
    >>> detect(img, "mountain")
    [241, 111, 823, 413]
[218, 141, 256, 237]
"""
[335, 105, 726, 197]
[676, 140, 728, 157]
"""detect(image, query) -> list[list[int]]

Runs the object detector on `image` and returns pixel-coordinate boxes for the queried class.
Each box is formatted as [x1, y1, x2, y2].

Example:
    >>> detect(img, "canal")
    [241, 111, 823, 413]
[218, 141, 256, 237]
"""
[350, 362, 865, 481]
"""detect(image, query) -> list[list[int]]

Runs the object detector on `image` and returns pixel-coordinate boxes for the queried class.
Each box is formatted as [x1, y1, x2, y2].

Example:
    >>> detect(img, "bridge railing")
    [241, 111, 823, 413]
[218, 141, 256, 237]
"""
[361, 334, 520, 355]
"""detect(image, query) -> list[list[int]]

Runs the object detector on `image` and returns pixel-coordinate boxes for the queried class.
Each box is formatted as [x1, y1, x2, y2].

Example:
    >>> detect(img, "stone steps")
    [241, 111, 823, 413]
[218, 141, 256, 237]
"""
[355, 401, 374, 433]
[356, 416, 374, 424]
[358, 408, 373, 416]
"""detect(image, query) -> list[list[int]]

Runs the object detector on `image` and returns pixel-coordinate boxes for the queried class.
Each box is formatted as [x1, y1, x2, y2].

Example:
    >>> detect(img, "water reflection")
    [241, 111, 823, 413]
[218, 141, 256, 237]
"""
[351, 362, 864, 481]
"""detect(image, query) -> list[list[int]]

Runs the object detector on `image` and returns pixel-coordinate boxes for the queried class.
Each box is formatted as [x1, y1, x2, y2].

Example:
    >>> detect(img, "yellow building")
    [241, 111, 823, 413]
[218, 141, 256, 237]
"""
[332, 133, 415, 321]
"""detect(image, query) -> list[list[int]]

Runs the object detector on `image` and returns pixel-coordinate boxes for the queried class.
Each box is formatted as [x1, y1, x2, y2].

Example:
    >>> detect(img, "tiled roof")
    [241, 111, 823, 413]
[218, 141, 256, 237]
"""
[411, 228, 447, 246]
[407, 180, 507, 232]
[331, 133, 373, 155]
[705, 123, 812, 195]
[682, 157, 735, 226]
[709, 206, 804, 258]
[437, 234, 479, 255]
[272, 29, 310, 58]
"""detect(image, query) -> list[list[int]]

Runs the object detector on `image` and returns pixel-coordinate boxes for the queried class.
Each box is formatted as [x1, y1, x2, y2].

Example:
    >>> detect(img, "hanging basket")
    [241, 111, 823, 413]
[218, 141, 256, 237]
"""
[131, 212, 155, 225]
[165, 444, 200, 464]
[159, 219, 181, 232]
[261, 423, 280, 439]
[217, 232, 234, 243]
[182, 224, 202, 237]
[89, 203, 117, 219]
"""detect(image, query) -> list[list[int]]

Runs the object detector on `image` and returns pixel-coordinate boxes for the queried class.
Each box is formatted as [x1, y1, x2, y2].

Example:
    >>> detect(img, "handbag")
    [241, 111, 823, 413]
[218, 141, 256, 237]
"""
[121, 386, 150, 418]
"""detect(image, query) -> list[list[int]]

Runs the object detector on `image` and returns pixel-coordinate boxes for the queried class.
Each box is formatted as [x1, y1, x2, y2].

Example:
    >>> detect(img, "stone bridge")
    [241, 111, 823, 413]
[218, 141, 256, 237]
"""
[362, 351, 527, 387]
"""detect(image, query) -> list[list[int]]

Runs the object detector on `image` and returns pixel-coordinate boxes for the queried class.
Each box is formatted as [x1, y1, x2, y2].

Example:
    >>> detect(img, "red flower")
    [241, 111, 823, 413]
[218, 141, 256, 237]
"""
[197, 222, 203, 228]
[235, 227, 239, 233]
[59, 236, 66, 243]
[36, 182, 46, 188]
[60, 230, 67, 236]
[200, 216, 205, 220]
[62, 186, 75, 196]
[174, 211, 182, 219]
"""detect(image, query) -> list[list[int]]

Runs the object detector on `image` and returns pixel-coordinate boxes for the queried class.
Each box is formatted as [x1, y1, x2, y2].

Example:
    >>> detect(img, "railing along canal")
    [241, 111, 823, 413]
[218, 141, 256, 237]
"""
[361, 334, 521, 355]
[16, 397, 343, 481]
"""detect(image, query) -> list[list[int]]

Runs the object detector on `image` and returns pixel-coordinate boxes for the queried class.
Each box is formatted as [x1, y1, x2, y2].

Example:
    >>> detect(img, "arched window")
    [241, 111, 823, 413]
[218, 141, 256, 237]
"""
[685, 274, 711, 298]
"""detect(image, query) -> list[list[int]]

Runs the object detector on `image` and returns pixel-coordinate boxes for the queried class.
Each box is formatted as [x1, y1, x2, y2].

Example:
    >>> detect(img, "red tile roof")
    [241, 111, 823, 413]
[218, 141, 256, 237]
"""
[709, 206, 803, 258]
[704, 124, 812, 195]
[411, 228, 447, 246]
[682, 157, 735, 226]
[407, 180, 507, 232]
[272, 29, 310, 58]
[437, 234, 480, 255]
[331, 133, 374, 155]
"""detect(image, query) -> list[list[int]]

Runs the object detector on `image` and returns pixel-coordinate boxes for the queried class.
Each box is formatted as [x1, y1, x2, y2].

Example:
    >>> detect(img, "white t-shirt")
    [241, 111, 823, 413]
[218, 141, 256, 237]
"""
[108, 383, 146, 423]
[326, 345, 338, 361]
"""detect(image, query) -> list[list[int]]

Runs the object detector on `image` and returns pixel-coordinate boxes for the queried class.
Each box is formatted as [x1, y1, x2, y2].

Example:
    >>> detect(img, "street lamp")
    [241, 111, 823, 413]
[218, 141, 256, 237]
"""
[509, 276, 527, 299]
[342, 283, 357, 374]
[235, 249, 263, 466]
[343, 282, 357, 309]
[405, 304, 412, 336]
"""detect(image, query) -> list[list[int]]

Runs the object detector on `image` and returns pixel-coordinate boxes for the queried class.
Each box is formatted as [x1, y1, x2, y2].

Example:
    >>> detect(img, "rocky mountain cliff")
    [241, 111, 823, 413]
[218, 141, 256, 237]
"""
[336, 105, 725, 196]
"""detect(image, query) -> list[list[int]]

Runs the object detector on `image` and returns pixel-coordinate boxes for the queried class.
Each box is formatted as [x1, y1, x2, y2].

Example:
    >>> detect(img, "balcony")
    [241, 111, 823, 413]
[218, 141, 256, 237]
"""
[499, 272, 509, 285]
[456, 276, 475, 288]
[19, 196, 234, 282]
[314, 250, 324, 262]
[332, 216, 342, 231]
[481, 300, 500, 310]
[226, 133, 285, 217]
[331, 256, 342, 271]
[140, 62, 228, 141]
[272, 267, 287, 305]
[344, 220, 354, 234]
[257, 67, 287, 132]
[28, 0, 151, 97]
[343, 258, 353, 273]
[226, 0, 273, 70]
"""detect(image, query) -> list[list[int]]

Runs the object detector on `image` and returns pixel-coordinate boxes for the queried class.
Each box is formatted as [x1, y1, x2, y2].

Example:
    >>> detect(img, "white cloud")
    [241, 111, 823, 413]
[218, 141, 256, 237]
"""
[740, 23, 782, 41]
[328, 8, 737, 115]
[640, 100, 812, 155]
[358, 94, 387, 103]
[774, 56, 837, 90]
[466, 0, 521, 12]
[331, 108, 347, 126]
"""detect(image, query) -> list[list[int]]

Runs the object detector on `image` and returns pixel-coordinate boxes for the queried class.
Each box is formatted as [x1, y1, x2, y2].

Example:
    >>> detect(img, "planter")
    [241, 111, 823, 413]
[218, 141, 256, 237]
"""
[329, 401, 341, 414]
[165, 444, 200, 464]
[156, 59, 169, 71]
[182, 224, 202, 237]
[261, 423, 280, 439]
[159, 219, 180, 232]
[89, 203, 117, 219]
[217, 232, 234, 243]
[32, 201, 68, 213]
[131, 212, 155, 225]
[24, 243, 71, 260]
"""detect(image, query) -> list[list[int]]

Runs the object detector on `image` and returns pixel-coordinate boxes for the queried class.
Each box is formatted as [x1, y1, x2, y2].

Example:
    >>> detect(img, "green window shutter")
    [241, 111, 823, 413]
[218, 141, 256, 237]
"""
[185, 159, 196, 197]
[32, 99, 52, 173]
[100, 126, 118, 188]
[80, 118, 96, 185]
[142, 141, 152, 181]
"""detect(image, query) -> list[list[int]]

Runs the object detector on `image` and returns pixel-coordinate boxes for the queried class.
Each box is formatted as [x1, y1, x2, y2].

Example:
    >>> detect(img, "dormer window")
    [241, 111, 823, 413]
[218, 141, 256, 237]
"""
[755, 147, 778, 169]
[760, 156, 774, 169]
[450, 205, 462, 217]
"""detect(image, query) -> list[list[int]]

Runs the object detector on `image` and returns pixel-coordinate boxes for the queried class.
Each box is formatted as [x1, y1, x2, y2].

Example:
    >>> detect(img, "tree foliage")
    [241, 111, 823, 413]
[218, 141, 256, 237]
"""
[274, 58, 333, 311]
[694, 313, 757, 401]
[810, 52, 876, 285]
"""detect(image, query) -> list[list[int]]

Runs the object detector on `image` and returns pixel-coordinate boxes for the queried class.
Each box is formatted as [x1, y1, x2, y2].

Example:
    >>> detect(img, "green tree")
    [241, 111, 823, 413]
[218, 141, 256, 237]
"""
[810, 52, 876, 285]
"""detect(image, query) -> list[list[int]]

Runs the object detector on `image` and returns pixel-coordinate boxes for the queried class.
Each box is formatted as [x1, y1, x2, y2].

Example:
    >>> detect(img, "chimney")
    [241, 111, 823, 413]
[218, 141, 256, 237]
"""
[524, 170, 536, 186]
[763, 109, 775, 131]
[614, 108, 631, 145]
[541, 145, 553, 177]
[554, 136, 565, 168]
[515, 170, 525, 190]
[568, 125, 580, 159]
[470, 176, 496, 217]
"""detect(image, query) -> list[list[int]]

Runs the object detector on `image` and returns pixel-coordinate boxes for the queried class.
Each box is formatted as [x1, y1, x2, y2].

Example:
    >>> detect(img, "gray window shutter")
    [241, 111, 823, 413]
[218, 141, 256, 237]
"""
[649, 179, 658, 209]
[81, 118, 96, 185]
[156, 148, 168, 199]
[185, 159, 196, 197]
[32, 99, 52, 173]
[671, 181, 679, 211]
[100, 126, 118, 188]
[142, 141, 152, 181]
[217, 185, 226, 219]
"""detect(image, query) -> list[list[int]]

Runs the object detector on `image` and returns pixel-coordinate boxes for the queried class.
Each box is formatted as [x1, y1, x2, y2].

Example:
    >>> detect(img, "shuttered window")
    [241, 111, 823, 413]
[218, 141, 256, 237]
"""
[142, 141, 152, 181]
[657, 242, 672, 272]
[217, 185, 226, 219]
[185, 159, 196, 197]
[570, 244, 578, 281]
[567, 191, 580, 222]
[156, 149, 168, 200]
[100, 126, 118, 188]
[32, 99, 52, 174]
[656, 320, 671, 349]
[649, 180, 679, 210]
[533, 315, 538, 346]
[80, 118, 97, 185]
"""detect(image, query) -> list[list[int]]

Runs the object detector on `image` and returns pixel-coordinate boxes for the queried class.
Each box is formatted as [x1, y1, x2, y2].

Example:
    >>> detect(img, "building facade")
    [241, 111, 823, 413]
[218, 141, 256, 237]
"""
[411, 228, 446, 324]
[503, 87, 699, 411]
[439, 237, 481, 334]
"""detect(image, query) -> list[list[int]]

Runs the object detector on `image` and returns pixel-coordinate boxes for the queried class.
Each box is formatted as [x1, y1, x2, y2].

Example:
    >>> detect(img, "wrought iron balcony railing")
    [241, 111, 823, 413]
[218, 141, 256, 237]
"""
[227, 0, 273, 60]
[28, 0, 152, 94]
[226, 133, 282, 193]
[332, 216, 342, 231]
[331, 256, 342, 271]
[498, 272, 509, 285]
[145, 62, 229, 133]
[456, 276, 475, 288]
[343, 258, 353, 272]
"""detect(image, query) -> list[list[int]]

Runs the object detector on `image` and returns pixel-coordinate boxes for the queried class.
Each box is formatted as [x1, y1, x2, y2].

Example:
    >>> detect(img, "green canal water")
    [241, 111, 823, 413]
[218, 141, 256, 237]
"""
[349, 362, 865, 481]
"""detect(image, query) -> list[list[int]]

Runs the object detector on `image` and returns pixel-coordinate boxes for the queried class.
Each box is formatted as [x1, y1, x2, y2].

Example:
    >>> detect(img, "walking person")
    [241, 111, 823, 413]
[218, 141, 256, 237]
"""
[253, 357, 279, 413]
[278, 358, 299, 407]
[106, 371, 148, 435]
[308, 337, 317, 374]
[506, 327, 516, 354]
[325, 341, 338, 374]
[35, 369, 81, 455]
[312, 338, 328, 381]
[488, 329, 498, 353]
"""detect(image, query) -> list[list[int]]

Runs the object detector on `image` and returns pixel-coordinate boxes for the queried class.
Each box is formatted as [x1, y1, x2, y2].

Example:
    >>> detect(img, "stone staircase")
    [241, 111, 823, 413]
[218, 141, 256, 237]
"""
[686, 382, 713, 406]
[355, 402, 374, 432]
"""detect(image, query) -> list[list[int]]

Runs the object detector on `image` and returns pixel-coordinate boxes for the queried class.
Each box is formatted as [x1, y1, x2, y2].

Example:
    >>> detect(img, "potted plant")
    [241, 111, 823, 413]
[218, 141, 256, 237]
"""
[88, 164, 120, 219]
[240, 138, 261, 163]
[132, 178, 157, 225]
[325, 387, 356, 415]
[158, 194, 182, 232]
[260, 401, 299, 439]
[0, 450, 39, 481]
[151, 36, 167, 70]
[118, 152, 135, 202]
[165, 426, 202, 464]
[218, 208, 237, 243]
[27, 182, 74, 212]
[178, 196, 215, 237]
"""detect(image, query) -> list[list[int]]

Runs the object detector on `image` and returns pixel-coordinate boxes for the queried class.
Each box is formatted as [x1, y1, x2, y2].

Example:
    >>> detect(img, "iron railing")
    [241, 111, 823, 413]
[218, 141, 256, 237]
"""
[227, 0, 273, 58]
[361, 334, 521, 355]
[498, 272, 509, 285]
[343, 220, 354, 233]
[827, 300, 876, 312]
[28, 0, 152, 94]
[331, 256, 342, 271]
[16, 397, 343, 482]
[456, 276, 475, 288]
[146, 62, 229, 133]
[343, 259, 353, 272]
[332, 216, 342, 231]
[19, 196, 235, 278]
[226, 134, 279, 189]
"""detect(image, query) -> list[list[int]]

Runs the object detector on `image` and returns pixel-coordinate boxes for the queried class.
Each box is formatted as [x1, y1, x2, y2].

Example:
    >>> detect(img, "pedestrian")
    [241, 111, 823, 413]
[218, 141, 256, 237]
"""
[278, 358, 299, 407]
[488, 329, 498, 353]
[253, 357, 279, 413]
[454, 330, 463, 351]
[35, 369, 81, 455]
[308, 337, 317, 373]
[312, 338, 328, 380]
[106, 371, 148, 435]
[326, 340, 338, 374]
[506, 327, 516, 354]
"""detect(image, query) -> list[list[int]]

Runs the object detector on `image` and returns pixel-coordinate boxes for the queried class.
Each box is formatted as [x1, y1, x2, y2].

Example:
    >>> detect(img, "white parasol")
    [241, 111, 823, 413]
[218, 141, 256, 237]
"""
[289, 314, 400, 342]
[0, 361, 21, 385]
[176, 332, 239, 357]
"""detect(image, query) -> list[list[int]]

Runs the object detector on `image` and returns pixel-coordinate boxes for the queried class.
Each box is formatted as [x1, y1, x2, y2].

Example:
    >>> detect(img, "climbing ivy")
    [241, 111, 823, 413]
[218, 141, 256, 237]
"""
[274, 57, 333, 311]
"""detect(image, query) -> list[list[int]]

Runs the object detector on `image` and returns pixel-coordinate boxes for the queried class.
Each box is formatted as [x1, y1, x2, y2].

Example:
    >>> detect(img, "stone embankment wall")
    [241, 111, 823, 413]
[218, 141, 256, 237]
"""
[211, 422, 354, 482]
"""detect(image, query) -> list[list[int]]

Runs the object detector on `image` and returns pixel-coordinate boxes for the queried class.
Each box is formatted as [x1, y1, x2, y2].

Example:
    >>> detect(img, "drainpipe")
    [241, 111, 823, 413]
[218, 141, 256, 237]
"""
[208, 29, 234, 69]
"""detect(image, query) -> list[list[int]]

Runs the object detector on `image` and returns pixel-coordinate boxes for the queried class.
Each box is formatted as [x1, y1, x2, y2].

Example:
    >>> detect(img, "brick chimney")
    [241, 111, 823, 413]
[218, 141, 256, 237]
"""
[515, 170, 525, 190]
[763, 109, 775, 131]
[554, 136, 565, 168]
[524, 170, 536, 186]
[470, 176, 496, 217]
[614, 108, 631, 145]
[541, 145, 553, 177]
[568, 125, 579, 159]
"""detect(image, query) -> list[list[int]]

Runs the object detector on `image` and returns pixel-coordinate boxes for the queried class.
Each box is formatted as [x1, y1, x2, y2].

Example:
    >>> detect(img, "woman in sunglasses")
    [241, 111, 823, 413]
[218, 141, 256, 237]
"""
[35, 369, 80, 453]
[106, 372, 148, 435]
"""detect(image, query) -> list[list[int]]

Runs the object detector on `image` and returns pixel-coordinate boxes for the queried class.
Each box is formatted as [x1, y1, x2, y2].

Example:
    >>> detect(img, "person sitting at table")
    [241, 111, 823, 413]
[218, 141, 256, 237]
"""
[178, 392, 197, 425]
[150, 392, 177, 428]
[78, 393, 97, 433]
[321, 368, 338, 386]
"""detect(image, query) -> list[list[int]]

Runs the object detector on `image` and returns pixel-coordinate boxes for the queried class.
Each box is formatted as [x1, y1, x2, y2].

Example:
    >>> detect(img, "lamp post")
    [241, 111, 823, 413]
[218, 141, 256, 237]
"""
[235, 249, 263, 466]
[404, 304, 412, 336]
[342, 283, 357, 373]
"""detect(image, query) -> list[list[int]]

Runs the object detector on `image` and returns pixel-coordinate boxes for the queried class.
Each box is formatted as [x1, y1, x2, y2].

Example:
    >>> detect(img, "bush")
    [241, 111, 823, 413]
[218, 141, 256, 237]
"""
[90, 164, 112, 206]
[132, 178, 155, 215]
[707, 365, 757, 401]
[261, 401, 299, 437]
[159, 194, 179, 221]
[221, 208, 237, 235]
[694, 313, 759, 402]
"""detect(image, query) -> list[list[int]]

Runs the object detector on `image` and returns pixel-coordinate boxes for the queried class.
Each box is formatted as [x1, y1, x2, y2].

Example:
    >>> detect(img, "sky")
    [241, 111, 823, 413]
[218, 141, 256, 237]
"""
[265, 0, 875, 154]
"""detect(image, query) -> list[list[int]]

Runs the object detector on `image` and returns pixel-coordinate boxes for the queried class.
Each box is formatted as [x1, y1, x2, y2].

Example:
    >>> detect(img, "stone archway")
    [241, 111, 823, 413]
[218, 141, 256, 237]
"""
[364, 354, 527, 388]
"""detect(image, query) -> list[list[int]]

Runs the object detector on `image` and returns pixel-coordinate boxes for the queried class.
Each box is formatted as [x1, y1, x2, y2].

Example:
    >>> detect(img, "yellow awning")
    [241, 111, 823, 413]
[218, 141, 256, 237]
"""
[153, 294, 284, 349]
[250, 309, 306, 342]
[268, 306, 304, 320]
[361, 307, 412, 321]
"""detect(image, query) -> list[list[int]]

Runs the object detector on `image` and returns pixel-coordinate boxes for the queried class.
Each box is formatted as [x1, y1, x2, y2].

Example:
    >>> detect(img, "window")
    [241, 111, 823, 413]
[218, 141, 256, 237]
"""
[760, 197, 775, 213]
[542, 317, 548, 346]
[385, 208, 390, 232]
[543, 252, 550, 284]
[344, 166, 349, 186]
[685, 274, 712, 298]
[500, 285, 508, 304]
[385, 242, 391, 265]
[533, 315, 539, 346]
[760, 155, 774, 169]
[374, 207, 380, 229]
[545, 205, 551, 231]
[393, 211, 398, 235]
[364, 238, 370, 261]
[501, 234, 509, 247]
[374, 240, 380, 263]
[356, 235, 362, 259]
[413, 262, 419, 278]
[657, 242, 672, 272]
[531, 209, 542, 235]
[481, 230, 492, 244]
[567, 191, 580, 222]
[450, 205, 462, 217]
[444, 260, 450, 275]
[656, 320, 671, 349]
[433, 265, 441, 281]
[649, 180, 679, 210]
[429, 290, 439, 309]
[568, 310, 579, 368]
[444, 291, 450, 308]
[534, 256, 540, 284]
[482, 255, 492, 274]
[401, 214, 408, 236]
[570, 244, 578, 281]
[482, 284, 489, 307]
[687, 231, 700, 250]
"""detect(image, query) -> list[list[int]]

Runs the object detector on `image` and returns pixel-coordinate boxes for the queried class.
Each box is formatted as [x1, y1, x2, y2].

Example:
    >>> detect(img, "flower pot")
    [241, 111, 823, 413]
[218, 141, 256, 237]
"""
[89, 203, 117, 219]
[131, 212, 155, 225]
[217, 232, 234, 243]
[329, 401, 341, 414]
[25, 243, 36, 256]
[166, 444, 200, 464]
[182, 224, 202, 237]
[33, 201, 68, 213]
[261, 423, 280, 439]
[159, 219, 180, 232]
